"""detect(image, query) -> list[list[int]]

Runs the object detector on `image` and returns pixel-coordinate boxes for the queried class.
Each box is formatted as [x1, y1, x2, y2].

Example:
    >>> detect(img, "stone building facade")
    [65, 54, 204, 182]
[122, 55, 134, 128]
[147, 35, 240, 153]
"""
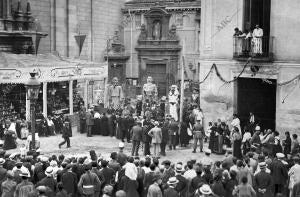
[199, 0, 300, 134]
[116, 0, 201, 98]
[7, 0, 126, 61]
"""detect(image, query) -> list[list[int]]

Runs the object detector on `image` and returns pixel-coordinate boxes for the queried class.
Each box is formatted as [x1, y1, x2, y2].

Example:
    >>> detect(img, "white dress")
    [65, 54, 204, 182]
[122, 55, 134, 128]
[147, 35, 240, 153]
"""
[169, 90, 179, 121]
[252, 28, 263, 54]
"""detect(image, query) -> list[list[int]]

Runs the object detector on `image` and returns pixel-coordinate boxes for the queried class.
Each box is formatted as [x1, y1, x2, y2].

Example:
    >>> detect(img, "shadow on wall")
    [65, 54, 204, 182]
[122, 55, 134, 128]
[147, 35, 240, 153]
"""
[202, 93, 232, 110]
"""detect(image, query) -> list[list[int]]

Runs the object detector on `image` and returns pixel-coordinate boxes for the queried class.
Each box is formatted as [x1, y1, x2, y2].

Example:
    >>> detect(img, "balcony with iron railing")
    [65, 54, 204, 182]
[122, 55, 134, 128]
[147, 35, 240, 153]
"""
[233, 36, 274, 62]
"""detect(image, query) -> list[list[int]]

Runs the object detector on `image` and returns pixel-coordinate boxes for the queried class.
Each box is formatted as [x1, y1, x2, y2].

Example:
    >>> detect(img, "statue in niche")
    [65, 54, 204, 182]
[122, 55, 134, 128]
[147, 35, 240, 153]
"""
[152, 20, 161, 40]
[138, 24, 147, 40]
[167, 24, 179, 40]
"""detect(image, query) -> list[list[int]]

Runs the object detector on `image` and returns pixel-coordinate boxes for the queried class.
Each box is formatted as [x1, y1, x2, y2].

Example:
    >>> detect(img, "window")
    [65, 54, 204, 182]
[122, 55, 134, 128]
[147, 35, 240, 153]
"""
[243, 0, 271, 36]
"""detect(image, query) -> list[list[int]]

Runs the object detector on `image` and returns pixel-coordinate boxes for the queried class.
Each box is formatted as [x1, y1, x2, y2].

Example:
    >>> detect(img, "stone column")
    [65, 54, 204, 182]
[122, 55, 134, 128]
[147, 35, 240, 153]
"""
[84, 80, 88, 110]
[26, 94, 30, 121]
[42, 82, 47, 117]
[69, 80, 73, 115]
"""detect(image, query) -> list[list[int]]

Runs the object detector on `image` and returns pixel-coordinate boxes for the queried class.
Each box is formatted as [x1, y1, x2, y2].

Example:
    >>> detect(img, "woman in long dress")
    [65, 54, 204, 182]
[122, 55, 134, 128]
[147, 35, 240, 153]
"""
[232, 126, 242, 159]
[3, 120, 17, 150]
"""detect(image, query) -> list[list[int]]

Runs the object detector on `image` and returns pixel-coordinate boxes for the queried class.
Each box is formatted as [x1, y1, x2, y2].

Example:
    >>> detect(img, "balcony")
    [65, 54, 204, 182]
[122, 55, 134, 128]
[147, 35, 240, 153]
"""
[233, 36, 274, 62]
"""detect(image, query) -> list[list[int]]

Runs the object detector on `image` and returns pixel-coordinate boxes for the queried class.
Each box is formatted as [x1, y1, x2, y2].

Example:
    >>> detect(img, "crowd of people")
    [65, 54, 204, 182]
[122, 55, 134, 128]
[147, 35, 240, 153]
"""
[1, 136, 300, 197]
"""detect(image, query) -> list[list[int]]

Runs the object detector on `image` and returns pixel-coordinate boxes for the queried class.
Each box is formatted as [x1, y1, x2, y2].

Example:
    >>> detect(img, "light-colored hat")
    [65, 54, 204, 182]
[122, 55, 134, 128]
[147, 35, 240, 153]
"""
[119, 142, 125, 148]
[258, 162, 267, 169]
[103, 185, 114, 194]
[39, 156, 49, 162]
[0, 158, 5, 165]
[200, 184, 212, 195]
[20, 167, 30, 177]
[204, 149, 212, 154]
[45, 166, 53, 176]
[167, 177, 179, 185]
[50, 160, 57, 167]
[276, 152, 285, 159]
[255, 126, 261, 131]
[175, 163, 184, 172]
[154, 121, 159, 126]
[36, 186, 47, 192]
[196, 117, 201, 121]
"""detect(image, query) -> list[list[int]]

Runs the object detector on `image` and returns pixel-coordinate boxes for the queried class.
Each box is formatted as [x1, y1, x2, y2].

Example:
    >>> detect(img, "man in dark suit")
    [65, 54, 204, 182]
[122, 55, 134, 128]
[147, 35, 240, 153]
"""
[85, 110, 94, 137]
[61, 164, 78, 197]
[131, 121, 143, 156]
[175, 163, 188, 197]
[160, 118, 170, 156]
[143, 163, 156, 196]
[269, 153, 288, 195]
[143, 117, 153, 156]
[162, 160, 175, 189]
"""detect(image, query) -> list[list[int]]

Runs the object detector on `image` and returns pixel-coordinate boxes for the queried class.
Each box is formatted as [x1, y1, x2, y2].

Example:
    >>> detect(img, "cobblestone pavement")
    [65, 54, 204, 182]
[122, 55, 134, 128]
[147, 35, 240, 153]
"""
[4, 132, 225, 163]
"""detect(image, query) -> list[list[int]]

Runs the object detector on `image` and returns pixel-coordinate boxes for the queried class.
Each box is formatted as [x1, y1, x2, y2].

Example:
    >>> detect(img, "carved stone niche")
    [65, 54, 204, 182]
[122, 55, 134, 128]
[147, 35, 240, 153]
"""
[143, 7, 171, 41]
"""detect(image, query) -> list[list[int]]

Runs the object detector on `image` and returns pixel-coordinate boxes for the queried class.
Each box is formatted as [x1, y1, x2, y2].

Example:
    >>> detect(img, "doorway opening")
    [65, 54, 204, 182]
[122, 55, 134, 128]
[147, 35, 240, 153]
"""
[146, 64, 167, 98]
[237, 77, 276, 131]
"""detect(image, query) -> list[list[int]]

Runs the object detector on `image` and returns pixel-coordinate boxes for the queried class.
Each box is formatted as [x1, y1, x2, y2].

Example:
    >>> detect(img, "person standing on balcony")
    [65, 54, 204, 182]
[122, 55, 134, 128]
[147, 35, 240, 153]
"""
[252, 24, 264, 55]
[233, 27, 243, 55]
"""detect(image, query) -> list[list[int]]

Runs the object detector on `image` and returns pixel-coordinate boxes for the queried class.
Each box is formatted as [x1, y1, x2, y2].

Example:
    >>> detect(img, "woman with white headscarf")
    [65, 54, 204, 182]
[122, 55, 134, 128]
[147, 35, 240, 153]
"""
[120, 163, 139, 197]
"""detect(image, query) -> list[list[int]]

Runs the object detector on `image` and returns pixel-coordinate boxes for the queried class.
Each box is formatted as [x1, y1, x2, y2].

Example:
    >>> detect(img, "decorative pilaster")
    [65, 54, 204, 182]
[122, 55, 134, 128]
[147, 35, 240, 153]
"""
[69, 80, 73, 115]
[26, 93, 30, 121]
[42, 82, 47, 118]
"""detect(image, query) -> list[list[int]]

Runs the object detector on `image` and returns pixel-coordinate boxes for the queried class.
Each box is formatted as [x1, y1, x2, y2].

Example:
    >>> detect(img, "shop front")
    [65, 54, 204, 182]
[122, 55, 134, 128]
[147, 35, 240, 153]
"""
[0, 53, 107, 131]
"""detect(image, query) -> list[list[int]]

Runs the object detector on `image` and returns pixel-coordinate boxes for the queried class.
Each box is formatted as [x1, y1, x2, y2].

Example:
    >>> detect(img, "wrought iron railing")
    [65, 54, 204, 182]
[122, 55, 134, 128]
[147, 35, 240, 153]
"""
[233, 36, 274, 60]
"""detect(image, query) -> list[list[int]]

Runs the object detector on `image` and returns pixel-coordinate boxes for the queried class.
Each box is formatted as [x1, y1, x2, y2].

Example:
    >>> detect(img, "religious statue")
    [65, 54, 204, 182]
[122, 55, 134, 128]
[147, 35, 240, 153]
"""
[168, 85, 179, 121]
[138, 24, 147, 40]
[106, 77, 124, 110]
[142, 76, 158, 104]
[152, 21, 161, 40]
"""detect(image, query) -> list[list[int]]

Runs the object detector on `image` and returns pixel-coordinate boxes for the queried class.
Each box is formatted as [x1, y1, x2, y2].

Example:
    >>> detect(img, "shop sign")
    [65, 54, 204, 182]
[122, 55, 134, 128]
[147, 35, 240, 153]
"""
[51, 67, 82, 78]
[83, 67, 107, 77]
[0, 69, 21, 80]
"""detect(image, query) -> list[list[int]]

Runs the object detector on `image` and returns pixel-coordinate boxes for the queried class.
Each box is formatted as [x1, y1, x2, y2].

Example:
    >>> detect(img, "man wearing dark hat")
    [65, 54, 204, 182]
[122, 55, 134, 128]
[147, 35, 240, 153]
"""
[162, 160, 175, 188]
[61, 164, 78, 197]
[168, 117, 178, 150]
[59, 120, 72, 149]
[99, 160, 115, 190]
[1, 170, 17, 197]
[147, 174, 163, 197]
[253, 162, 272, 197]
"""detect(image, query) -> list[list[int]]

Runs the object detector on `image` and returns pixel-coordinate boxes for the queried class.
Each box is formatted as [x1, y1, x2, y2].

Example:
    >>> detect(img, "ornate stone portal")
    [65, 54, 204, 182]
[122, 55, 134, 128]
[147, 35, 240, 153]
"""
[136, 7, 181, 98]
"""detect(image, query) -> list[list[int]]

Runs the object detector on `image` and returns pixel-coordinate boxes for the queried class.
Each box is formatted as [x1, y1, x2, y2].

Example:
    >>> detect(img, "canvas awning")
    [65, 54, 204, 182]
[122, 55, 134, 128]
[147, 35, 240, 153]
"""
[0, 53, 108, 84]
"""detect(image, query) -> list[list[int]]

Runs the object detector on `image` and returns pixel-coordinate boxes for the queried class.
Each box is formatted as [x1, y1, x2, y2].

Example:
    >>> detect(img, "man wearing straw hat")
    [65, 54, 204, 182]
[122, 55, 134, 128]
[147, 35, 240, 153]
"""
[254, 162, 272, 197]
[175, 163, 188, 197]
[164, 177, 179, 197]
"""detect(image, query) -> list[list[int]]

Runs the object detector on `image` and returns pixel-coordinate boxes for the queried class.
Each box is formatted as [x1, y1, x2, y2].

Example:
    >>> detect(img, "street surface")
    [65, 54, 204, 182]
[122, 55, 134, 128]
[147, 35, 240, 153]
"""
[4, 132, 225, 163]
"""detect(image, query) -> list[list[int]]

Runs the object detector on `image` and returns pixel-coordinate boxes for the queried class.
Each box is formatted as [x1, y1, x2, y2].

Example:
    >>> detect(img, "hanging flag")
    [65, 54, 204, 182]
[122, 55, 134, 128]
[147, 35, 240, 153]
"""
[74, 34, 86, 56]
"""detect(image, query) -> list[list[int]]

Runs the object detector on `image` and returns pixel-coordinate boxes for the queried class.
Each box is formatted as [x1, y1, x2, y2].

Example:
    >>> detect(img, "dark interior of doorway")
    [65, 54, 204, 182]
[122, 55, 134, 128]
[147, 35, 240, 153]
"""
[237, 77, 276, 131]
[146, 64, 167, 97]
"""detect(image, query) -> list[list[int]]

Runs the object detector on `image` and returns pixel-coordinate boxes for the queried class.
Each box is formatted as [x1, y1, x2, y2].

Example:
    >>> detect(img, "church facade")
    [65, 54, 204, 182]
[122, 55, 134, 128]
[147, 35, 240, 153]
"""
[116, 0, 201, 98]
